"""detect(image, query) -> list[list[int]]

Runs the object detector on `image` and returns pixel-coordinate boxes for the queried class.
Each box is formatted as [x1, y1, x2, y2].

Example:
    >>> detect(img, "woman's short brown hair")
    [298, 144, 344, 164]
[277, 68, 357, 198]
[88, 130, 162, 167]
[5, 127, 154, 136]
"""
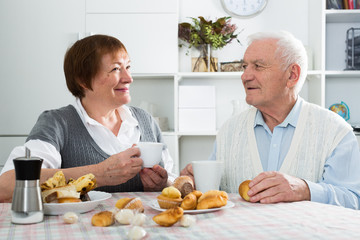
[64, 34, 127, 98]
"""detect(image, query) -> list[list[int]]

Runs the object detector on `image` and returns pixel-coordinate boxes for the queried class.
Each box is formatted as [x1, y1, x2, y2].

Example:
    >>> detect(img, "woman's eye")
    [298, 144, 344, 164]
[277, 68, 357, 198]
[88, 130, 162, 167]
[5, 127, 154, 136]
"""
[111, 67, 120, 72]
[126, 65, 131, 70]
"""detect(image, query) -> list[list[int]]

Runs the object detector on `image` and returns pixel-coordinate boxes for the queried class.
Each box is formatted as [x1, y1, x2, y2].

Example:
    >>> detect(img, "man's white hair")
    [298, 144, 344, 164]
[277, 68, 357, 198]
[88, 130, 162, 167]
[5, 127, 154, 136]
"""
[247, 31, 308, 94]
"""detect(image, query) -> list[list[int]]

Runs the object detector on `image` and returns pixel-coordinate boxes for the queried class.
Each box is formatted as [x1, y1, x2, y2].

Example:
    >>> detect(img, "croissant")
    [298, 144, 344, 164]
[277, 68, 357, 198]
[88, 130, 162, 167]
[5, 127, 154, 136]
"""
[198, 190, 228, 202]
[152, 207, 184, 227]
[191, 190, 202, 200]
[91, 211, 114, 227]
[196, 190, 228, 210]
[180, 192, 197, 210]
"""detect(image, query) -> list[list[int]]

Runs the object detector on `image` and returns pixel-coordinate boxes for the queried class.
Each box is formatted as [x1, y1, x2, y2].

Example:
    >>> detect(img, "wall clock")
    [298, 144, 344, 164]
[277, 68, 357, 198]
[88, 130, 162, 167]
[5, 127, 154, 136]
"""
[221, 0, 268, 18]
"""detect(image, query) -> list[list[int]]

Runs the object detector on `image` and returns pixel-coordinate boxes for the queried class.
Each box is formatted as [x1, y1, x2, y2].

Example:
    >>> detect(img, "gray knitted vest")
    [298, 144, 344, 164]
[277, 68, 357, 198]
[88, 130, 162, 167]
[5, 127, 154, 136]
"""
[27, 105, 164, 192]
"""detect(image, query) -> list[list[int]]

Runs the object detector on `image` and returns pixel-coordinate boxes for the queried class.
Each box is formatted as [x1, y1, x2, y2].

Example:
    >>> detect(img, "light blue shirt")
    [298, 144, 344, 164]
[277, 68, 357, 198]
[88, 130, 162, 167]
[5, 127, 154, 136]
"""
[210, 98, 360, 209]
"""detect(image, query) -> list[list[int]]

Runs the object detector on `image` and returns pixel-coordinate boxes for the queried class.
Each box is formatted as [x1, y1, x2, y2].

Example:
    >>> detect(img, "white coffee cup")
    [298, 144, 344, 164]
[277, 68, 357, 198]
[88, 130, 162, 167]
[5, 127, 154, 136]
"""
[192, 160, 224, 192]
[137, 142, 163, 168]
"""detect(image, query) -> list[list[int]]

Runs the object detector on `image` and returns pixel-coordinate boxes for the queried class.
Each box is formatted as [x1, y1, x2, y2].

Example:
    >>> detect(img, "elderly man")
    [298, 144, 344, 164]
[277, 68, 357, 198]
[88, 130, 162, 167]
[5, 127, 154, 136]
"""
[181, 31, 360, 209]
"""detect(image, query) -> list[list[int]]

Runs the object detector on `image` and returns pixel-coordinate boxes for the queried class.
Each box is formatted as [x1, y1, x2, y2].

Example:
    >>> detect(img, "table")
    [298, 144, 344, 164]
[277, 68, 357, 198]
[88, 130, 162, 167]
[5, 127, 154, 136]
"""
[1, 192, 360, 239]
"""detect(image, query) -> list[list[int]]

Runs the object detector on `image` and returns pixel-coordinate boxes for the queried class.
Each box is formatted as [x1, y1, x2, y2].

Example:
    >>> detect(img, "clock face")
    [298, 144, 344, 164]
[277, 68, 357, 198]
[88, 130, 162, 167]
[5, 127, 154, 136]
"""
[221, 0, 268, 18]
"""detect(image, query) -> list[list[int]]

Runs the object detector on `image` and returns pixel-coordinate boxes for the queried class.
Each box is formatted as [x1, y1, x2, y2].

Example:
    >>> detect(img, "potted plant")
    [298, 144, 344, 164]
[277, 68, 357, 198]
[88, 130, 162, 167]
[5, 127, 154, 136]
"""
[178, 16, 241, 72]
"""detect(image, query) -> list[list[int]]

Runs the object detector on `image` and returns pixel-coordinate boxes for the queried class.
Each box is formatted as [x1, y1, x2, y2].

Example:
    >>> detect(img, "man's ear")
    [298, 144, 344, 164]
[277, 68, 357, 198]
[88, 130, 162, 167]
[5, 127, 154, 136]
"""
[287, 64, 300, 88]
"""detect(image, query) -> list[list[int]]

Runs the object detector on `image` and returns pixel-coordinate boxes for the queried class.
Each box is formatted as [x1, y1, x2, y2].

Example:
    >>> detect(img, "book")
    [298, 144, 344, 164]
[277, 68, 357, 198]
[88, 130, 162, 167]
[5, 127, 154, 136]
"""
[343, 0, 349, 8]
[348, 0, 354, 9]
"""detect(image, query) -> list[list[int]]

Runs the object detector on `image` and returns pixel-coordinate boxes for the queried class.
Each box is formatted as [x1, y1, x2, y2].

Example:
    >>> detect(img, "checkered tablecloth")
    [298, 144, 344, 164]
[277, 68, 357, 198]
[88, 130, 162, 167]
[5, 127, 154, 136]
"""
[1, 192, 360, 239]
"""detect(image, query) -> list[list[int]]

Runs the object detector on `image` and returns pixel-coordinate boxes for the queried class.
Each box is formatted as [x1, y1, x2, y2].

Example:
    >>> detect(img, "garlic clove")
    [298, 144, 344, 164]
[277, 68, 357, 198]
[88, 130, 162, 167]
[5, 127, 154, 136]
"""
[127, 226, 146, 240]
[131, 213, 147, 226]
[63, 212, 78, 224]
[180, 214, 196, 227]
[115, 209, 134, 225]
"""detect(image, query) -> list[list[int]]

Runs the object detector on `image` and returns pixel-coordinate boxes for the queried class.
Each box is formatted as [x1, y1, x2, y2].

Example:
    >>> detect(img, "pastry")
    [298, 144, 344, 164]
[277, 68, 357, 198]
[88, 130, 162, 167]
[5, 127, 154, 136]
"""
[152, 207, 184, 227]
[196, 190, 228, 210]
[70, 173, 97, 195]
[197, 190, 228, 202]
[115, 197, 144, 213]
[57, 197, 82, 203]
[191, 190, 203, 199]
[173, 176, 194, 198]
[41, 171, 66, 191]
[91, 211, 114, 227]
[157, 186, 183, 209]
[41, 184, 80, 203]
[41, 171, 97, 202]
[180, 192, 197, 210]
[238, 180, 251, 201]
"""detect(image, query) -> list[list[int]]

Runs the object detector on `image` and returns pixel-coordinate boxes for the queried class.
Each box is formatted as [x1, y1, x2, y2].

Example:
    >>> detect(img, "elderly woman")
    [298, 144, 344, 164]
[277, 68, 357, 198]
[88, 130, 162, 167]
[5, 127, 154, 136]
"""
[0, 34, 175, 202]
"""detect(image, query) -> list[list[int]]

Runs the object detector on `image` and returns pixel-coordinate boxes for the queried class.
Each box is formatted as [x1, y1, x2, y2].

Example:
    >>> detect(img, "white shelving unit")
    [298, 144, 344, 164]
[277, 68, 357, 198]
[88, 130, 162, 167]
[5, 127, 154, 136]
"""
[1, 0, 360, 174]
[324, 8, 360, 125]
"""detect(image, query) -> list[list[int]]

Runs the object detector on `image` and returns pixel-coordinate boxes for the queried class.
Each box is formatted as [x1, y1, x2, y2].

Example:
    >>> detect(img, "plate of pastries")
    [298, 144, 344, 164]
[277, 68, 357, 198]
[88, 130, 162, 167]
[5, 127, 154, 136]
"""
[41, 171, 111, 215]
[150, 176, 234, 214]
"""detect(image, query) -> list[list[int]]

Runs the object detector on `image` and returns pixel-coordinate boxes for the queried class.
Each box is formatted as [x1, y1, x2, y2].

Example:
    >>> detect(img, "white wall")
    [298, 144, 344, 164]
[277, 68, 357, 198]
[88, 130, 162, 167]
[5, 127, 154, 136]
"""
[178, 0, 309, 72]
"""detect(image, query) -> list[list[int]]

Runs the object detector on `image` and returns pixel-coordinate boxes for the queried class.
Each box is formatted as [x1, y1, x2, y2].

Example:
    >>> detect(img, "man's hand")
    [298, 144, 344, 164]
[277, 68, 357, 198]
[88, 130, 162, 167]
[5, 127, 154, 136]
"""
[180, 163, 194, 184]
[96, 146, 143, 186]
[247, 171, 311, 204]
[140, 165, 168, 191]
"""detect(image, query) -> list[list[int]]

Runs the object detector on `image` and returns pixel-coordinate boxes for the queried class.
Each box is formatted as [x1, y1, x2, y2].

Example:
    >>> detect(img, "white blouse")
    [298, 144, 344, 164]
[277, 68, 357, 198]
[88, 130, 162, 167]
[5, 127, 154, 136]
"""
[1, 99, 176, 182]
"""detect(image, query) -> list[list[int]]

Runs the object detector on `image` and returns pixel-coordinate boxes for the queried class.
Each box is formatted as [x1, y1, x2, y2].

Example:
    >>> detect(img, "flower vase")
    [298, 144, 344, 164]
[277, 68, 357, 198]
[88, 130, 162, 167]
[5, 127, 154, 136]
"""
[191, 44, 218, 72]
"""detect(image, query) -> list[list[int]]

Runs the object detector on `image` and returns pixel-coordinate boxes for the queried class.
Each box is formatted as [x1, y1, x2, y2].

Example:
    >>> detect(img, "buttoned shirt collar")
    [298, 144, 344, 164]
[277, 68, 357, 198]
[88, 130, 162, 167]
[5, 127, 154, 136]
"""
[254, 97, 303, 129]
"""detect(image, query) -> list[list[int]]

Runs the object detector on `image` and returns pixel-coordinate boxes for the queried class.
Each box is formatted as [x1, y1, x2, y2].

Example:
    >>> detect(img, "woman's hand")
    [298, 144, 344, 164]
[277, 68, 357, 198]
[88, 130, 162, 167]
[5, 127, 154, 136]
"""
[140, 165, 168, 191]
[247, 171, 311, 204]
[96, 146, 143, 187]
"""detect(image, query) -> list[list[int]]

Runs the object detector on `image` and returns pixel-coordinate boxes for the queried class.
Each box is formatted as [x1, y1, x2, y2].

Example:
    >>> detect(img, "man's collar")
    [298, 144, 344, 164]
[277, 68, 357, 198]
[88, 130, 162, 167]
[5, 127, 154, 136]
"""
[254, 97, 303, 128]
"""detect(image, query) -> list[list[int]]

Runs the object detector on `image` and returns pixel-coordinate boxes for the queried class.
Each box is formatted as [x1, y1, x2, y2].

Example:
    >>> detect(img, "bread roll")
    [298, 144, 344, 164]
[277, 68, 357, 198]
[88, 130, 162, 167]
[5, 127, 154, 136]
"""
[173, 176, 194, 198]
[91, 211, 114, 227]
[152, 207, 184, 227]
[180, 192, 197, 210]
[238, 180, 251, 201]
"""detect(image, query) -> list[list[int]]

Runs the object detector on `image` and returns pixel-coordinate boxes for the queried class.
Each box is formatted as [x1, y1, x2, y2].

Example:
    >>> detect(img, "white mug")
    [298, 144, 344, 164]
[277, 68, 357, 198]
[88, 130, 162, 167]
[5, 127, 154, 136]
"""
[192, 160, 224, 192]
[137, 142, 163, 168]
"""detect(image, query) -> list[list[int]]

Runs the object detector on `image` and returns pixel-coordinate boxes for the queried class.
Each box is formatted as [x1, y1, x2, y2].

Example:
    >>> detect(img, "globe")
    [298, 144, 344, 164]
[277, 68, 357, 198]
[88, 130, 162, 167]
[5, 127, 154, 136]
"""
[329, 101, 350, 121]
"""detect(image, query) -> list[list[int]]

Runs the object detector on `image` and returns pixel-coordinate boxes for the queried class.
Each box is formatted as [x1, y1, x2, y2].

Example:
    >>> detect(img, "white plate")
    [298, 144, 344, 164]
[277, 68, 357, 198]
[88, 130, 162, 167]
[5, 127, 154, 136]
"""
[43, 191, 112, 216]
[149, 200, 235, 214]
